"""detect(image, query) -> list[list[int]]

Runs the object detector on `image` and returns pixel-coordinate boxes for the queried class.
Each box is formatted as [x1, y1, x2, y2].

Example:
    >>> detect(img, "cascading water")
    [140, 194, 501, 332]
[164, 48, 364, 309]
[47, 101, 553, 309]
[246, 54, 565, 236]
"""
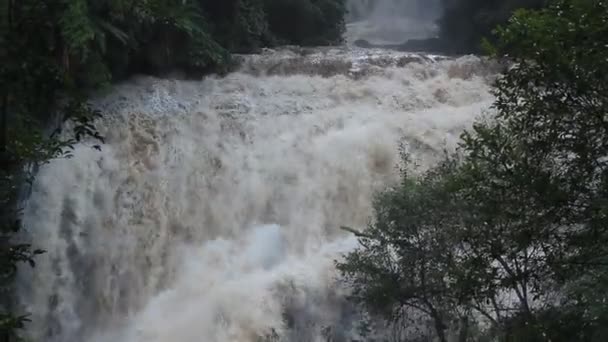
[17, 46, 497, 341]
[345, 0, 442, 44]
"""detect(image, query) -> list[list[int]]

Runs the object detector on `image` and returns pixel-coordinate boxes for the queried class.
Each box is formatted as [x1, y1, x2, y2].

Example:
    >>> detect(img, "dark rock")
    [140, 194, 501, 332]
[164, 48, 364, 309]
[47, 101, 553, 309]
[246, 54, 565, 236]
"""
[353, 37, 464, 57]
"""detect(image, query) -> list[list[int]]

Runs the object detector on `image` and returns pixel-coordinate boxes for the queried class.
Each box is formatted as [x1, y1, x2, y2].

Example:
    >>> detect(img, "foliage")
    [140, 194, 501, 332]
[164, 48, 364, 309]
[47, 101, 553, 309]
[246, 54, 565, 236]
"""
[264, 0, 346, 46]
[437, 0, 547, 53]
[7, 0, 348, 84]
[199, 0, 271, 53]
[338, 156, 471, 342]
[0, 3, 101, 339]
[339, 0, 608, 340]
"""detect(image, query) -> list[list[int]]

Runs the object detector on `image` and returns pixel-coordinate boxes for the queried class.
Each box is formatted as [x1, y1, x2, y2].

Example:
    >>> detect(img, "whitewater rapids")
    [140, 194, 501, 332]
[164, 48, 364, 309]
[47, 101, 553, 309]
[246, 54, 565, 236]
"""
[18, 47, 497, 342]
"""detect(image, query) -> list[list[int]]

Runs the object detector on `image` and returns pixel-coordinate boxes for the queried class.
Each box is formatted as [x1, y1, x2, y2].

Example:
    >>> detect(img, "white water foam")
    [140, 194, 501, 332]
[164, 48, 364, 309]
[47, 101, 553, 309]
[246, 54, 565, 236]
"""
[18, 47, 496, 341]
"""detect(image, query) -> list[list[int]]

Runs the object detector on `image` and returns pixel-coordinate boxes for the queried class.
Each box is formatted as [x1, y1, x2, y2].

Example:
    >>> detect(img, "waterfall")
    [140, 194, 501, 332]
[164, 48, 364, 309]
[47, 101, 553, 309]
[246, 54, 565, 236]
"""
[345, 0, 443, 44]
[17, 47, 496, 341]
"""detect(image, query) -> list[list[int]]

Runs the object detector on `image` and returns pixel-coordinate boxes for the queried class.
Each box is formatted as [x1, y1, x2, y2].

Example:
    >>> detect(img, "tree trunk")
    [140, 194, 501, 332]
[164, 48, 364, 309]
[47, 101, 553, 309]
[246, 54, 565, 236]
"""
[458, 315, 469, 342]
[428, 306, 448, 342]
[1, 93, 8, 157]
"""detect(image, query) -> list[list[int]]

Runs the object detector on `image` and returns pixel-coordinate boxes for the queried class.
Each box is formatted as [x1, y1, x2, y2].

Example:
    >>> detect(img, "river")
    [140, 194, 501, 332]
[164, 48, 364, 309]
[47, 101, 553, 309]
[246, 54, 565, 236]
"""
[17, 19, 497, 342]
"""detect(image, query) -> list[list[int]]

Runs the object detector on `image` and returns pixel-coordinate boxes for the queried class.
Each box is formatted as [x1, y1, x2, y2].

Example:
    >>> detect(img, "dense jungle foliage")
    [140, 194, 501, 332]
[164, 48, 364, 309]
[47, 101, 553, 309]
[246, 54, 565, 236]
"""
[339, 0, 608, 340]
[438, 0, 548, 53]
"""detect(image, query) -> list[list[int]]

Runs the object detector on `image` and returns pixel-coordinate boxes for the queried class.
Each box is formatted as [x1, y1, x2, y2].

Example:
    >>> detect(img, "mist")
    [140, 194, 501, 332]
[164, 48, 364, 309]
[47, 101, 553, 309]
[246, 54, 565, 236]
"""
[347, 0, 442, 22]
[345, 0, 443, 45]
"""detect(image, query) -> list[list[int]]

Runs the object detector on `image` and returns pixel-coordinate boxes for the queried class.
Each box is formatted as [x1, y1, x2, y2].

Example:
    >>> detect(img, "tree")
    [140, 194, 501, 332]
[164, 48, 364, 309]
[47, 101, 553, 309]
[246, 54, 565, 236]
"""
[338, 156, 475, 342]
[437, 0, 547, 53]
[474, 0, 608, 337]
[264, 0, 346, 46]
[339, 0, 608, 340]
